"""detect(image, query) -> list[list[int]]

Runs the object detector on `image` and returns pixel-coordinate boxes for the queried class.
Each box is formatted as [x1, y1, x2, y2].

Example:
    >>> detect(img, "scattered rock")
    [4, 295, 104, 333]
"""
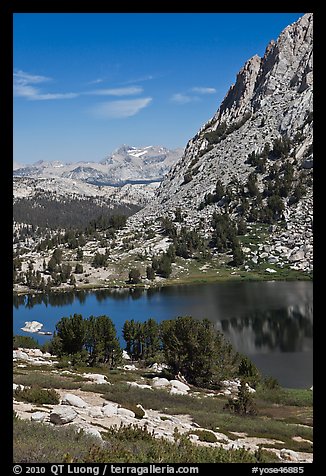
[13, 350, 30, 361]
[152, 377, 170, 388]
[87, 406, 104, 419]
[123, 364, 137, 371]
[289, 250, 305, 262]
[117, 407, 135, 418]
[245, 383, 256, 393]
[83, 373, 108, 385]
[170, 380, 190, 392]
[189, 434, 200, 442]
[128, 381, 153, 390]
[102, 403, 118, 417]
[82, 427, 102, 439]
[170, 387, 187, 396]
[27, 349, 44, 358]
[50, 406, 78, 425]
[150, 362, 168, 372]
[280, 449, 300, 462]
[61, 394, 88, 408]
[31, 411, 48, 423]
[122, 350, 131, 360]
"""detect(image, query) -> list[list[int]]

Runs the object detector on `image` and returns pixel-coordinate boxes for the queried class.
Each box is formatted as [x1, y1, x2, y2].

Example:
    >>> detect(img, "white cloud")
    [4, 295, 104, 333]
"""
[14, 70, 51, 85]
[14, 69, 145, 101]
[87, 86, 143, 96]
[191, 87, 216, 94]
[122, 74, 154, 84]
[33, 92, 79, 100]
[171, 93, 198, 104]
[170, 87, 216, 105]
[91, 97, 152, 118]
[14, 69, 78, 101]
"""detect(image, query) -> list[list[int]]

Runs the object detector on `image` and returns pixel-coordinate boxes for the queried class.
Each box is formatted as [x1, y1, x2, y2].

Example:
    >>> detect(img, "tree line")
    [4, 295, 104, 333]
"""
[44, 314, 260, 389]
[13, 194, 139, 230]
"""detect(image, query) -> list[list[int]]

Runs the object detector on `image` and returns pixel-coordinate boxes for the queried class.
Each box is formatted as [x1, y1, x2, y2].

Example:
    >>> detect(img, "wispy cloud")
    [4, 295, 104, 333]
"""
[191, 87, 216, 94]
[91, 97, 152, 118]
[122, 74, 154, 85]
[171, 86, 216, 105]
[170, 93, 199, 104]
[33, 92, 79, 100]
[87, 86, 143, 96]
[14, 69, 78, 101]
[14, 70, 51, 84]
[87, 78, 104, 85]
[14, 69, 146, 102]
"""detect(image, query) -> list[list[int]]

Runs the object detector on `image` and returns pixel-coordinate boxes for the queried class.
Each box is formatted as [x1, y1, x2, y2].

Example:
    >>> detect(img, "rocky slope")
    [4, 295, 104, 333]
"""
[130, 13, 313, 273]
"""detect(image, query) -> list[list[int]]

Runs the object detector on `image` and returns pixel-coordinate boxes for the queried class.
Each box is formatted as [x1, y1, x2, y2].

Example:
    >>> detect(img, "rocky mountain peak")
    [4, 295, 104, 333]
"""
[130, 13, 313, 274]
[183, 13, 313, 163]
[214, 54, 262, 125]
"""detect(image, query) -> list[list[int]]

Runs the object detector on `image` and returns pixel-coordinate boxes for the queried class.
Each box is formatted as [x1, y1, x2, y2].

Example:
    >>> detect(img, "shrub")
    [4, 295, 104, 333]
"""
[269, 136, 291, 160]
[128, 268, 141, 284]
[156, 254, 172, 278]
[74, 263, 83, 274]
[231, 243, 245, 266]
[146, 266, 155, 280]
[103, 424, 154, 442]
[14, 386, 60, 405]
[262, 376, 280, 390]
[92, 252, 107, 268]
[87, 424, 259, 463]
[190, 429, 217, 443]
[237, 356, 261, 388]
[224, 380, 257, 416]
[13, 335, 41, 350]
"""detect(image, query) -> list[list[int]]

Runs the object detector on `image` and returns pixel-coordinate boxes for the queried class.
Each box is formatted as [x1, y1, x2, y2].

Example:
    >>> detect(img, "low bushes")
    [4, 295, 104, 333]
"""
[13, 417, 99, 463]
[189, 429, 218, 443]
[14, 417, 272, 463]
[14, 386, 60, 405]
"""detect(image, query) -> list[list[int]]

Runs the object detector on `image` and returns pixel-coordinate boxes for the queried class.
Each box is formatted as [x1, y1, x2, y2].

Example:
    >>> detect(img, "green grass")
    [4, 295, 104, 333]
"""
[256, 386, 313, 407]
[13, 371, 84, 390]
[209, 412, 312, 449]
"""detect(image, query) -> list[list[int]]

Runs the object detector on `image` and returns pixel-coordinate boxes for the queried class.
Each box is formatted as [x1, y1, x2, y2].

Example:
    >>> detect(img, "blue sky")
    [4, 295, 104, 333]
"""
[13, 13, 304, 165]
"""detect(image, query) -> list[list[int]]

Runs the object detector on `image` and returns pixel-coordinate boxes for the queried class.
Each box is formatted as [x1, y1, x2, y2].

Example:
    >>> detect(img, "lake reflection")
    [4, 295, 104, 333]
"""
[13, 281, 313, 388]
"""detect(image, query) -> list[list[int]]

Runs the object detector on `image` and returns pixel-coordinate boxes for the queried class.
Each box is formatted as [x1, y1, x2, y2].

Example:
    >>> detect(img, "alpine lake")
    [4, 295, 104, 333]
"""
[13, 280, 313, 389]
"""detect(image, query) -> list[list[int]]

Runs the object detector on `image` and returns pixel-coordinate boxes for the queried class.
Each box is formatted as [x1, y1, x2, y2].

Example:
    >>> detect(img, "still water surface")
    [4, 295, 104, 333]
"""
[13, 281, 313, 388]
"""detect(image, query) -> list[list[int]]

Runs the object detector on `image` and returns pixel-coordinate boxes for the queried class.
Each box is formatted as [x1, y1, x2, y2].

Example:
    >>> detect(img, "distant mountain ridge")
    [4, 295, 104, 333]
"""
[13, 145, 183, 186]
